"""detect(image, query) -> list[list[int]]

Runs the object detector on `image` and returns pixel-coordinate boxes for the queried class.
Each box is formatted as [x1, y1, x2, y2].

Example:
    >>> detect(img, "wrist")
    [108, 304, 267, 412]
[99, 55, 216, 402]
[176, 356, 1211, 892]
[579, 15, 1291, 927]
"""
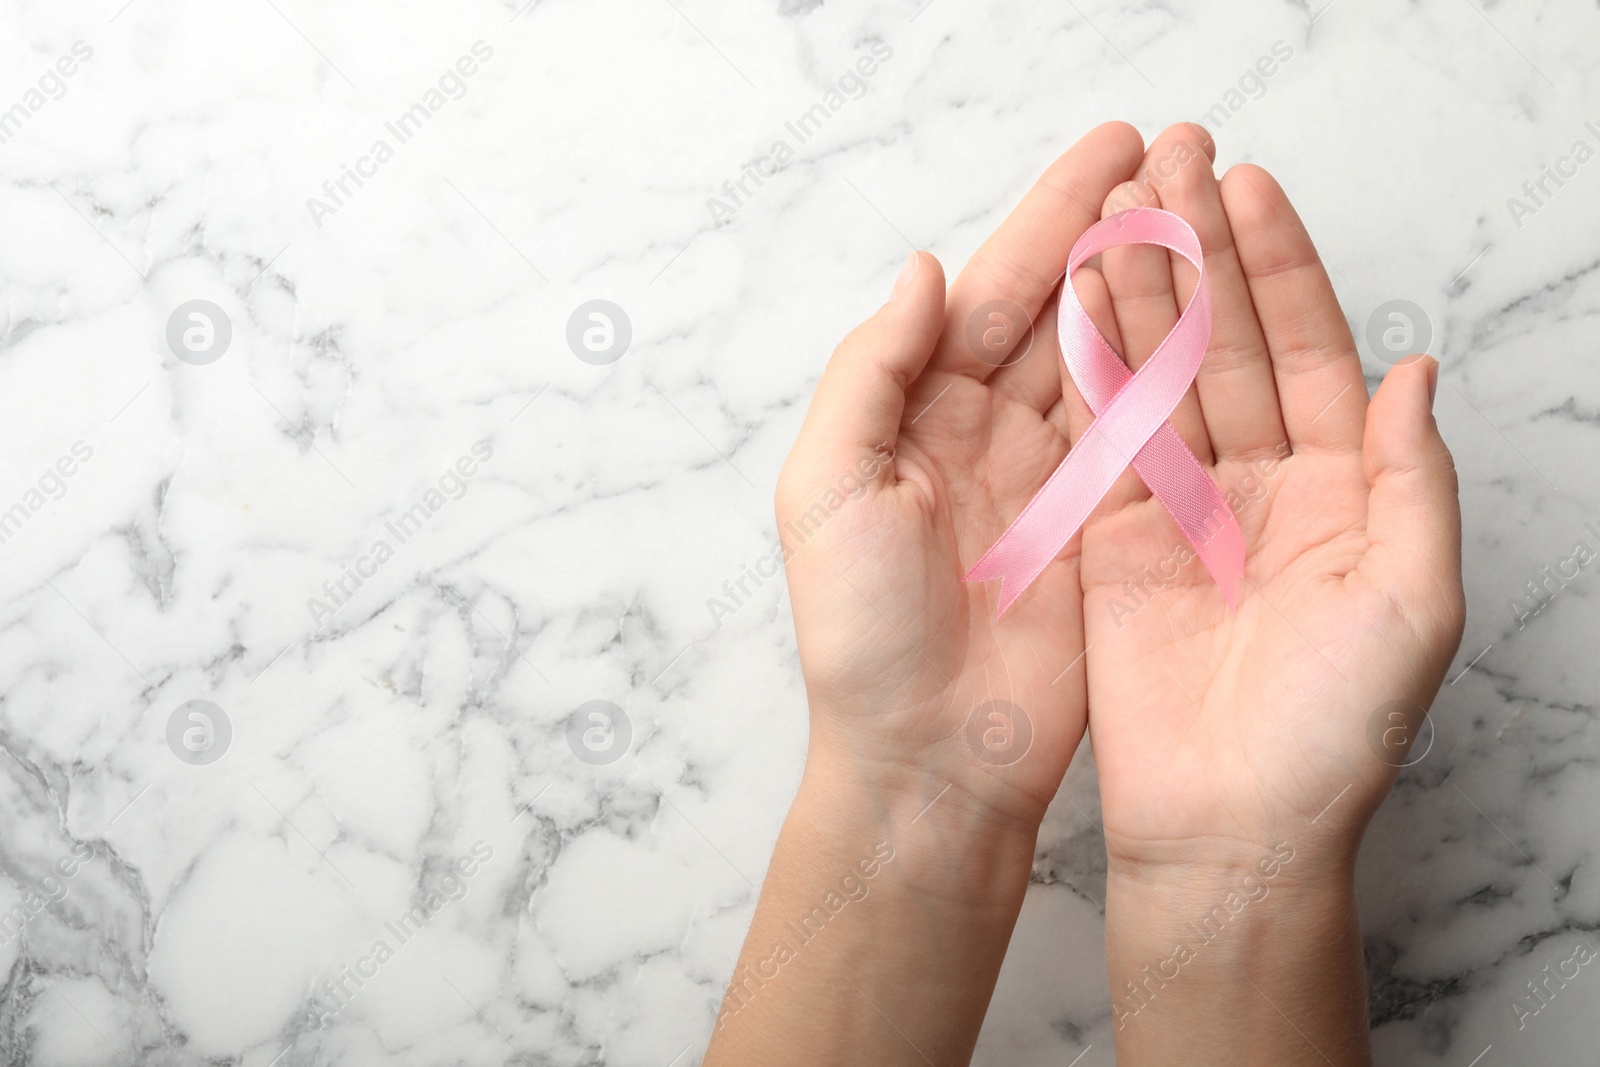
[1102, 819, 1359, 896]
[1103, 839, 1356, 961]
[804, 697, 1064, 838]
[791, 751, 1040, 911]
[1103, 839, 1370, 1064]
[709, 731, 1042, 1064]
[1101, 824, 1360, 976]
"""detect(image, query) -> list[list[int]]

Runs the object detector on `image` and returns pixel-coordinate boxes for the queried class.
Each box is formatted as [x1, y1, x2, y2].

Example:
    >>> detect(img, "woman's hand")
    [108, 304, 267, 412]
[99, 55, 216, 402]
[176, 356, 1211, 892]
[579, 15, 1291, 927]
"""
[705, 124, 1150, 1067]
[1076, 122, 1464, 873]
[780, 122, 1149, 830]
[1074, 123, 1465, 1064]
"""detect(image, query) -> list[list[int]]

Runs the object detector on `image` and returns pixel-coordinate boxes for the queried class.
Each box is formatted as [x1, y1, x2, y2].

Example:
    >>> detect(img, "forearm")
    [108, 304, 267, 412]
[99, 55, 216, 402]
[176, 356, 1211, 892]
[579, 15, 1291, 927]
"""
[1104, 839, 1371, 1066]
[704, 758, 1039, 1067]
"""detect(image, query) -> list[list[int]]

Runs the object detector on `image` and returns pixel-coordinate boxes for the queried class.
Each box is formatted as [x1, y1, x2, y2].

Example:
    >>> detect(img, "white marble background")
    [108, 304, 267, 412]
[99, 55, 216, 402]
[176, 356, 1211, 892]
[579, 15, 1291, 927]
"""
[0, 0, 1597, 1062]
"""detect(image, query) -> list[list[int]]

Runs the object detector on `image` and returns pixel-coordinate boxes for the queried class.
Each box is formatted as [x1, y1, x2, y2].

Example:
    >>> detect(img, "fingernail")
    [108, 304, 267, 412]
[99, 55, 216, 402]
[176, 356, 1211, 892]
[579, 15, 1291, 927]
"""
[1425, 356, 1439, 408]
[890, 251, 919, 300]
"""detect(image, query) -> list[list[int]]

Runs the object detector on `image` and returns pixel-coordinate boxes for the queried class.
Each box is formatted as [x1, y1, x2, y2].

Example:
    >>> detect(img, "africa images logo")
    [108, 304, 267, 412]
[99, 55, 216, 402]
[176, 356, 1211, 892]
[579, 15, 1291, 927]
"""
[306, 441, 495, 627]
[0, 41, 94, 147]
[705, 42, 893, 228]
[306, 41, 495, 228]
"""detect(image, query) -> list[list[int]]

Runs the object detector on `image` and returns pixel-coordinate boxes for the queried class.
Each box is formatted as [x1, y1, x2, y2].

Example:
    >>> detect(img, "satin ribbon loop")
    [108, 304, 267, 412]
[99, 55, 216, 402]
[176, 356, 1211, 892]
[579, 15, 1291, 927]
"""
[965, 207, 1245, 616]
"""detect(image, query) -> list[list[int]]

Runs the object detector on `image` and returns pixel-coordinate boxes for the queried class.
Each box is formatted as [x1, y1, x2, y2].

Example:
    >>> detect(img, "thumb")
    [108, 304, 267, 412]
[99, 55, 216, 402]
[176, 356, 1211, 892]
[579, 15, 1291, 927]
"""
[781, 251, 945, 503]
[1358, 356, 1465, 645]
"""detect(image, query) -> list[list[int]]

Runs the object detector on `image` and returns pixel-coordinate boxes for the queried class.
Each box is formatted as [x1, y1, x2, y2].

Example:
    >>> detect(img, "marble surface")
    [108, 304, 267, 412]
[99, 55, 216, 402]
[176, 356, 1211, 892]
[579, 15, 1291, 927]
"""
[1, 0, 1598, 1063]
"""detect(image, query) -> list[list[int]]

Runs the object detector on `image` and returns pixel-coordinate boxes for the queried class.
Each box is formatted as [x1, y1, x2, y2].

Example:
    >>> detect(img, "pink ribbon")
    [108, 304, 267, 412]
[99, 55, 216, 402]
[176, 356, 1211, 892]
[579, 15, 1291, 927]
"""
[965, 207, 1245, 616]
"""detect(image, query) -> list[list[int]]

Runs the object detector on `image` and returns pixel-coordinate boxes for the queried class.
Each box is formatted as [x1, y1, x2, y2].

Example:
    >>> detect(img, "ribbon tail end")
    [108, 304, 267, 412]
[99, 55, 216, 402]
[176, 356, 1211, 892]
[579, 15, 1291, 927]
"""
[994, 581, 1021, 619]
[963, 562, 1022, 619]
[1195, 519, 1246, 613]
[1217, 541, 1246, 614]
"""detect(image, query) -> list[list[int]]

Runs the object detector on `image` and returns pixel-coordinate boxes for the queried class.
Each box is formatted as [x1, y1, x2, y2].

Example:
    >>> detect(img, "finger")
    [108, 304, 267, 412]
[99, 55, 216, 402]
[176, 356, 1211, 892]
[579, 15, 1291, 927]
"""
[1098, 168, 1213, 466]
[1054, 264, 1116, 444]
[1137, 120, 1215, 190]
[1065, 256, 1162, 512]
[983, 290, 1060, 414]
[988, 121, 1213, 418]
[783, 251, 946, 500]
[1100, 178, 1177, 371]
[1221, 165, 1368, 455]
[1357, 357, 1464, 645]
[936, 121, 1145, 380]
[1147, 128, 1289, 462]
